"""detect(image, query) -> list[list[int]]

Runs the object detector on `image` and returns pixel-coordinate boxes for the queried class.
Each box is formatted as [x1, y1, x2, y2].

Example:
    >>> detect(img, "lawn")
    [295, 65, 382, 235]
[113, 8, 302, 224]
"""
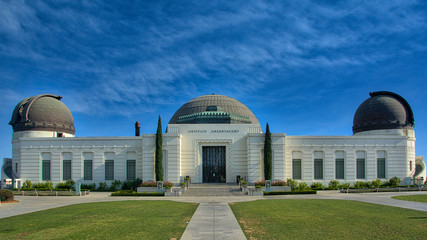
[230, 199, 427, 240]
[0, 201, 198, 240]
[392, 194, 427, 203]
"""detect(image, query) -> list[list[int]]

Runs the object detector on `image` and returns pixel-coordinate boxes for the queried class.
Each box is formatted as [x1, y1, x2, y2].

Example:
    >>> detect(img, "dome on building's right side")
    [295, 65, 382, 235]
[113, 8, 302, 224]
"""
[353, 91, 414, 134]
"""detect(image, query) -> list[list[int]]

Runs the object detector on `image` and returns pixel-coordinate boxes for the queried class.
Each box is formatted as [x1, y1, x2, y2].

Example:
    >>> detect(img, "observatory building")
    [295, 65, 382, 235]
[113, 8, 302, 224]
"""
[2, 92, 425, 187]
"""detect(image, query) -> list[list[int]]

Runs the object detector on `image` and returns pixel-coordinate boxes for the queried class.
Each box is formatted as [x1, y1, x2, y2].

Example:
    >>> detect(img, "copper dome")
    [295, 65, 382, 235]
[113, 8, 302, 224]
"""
[10, 94, 75, 134]
[169, 94, 260, 126]
[353, 91, 414, 134]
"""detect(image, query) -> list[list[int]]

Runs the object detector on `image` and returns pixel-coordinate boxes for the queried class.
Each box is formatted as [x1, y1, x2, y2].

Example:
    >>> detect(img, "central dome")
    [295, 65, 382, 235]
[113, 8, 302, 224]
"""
[169, 94, 260, 126]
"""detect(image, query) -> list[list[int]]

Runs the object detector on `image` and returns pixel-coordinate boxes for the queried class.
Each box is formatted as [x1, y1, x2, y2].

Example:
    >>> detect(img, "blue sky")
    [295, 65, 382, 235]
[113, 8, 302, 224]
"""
[1, 1, 427, 161]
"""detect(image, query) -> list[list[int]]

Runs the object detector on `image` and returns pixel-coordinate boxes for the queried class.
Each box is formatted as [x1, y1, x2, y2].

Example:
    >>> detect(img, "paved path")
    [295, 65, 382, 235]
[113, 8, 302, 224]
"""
[180, 202, 246, 240]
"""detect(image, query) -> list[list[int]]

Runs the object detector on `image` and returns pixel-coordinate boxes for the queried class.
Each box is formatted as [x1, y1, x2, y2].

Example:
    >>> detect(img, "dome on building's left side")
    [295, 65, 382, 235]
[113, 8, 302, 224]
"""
[9, 94, 75, 134]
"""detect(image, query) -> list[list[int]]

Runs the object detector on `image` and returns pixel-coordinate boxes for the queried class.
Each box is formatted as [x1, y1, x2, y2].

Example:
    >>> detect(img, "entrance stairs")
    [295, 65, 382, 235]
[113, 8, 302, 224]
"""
[182, 183, 245, 196]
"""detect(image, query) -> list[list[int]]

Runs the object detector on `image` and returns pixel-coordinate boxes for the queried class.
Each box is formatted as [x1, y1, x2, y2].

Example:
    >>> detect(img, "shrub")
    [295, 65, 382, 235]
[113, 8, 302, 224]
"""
[372, 179, 382, 188]
[98, 182, 108, 190]
[286, 178, 298, 190]
[110, 180, 122, 190]
[65, 179, 75, 189]
[55, 182, 70, 190]
[353, 181, 365, 189]
[388, 176, 401, 187]
[296, 182, 309, 191]
[121, 180, 133, 190]
[111, 190, 164, 196]
[0, 189, 14, 202]
[264, 190, 317, 195]
[328, 180, 339, 190]
[272, 180, 287, 186]
[254, 180, 265, 187]
[310, 182, 324, 190]
[22, 180, 32, 189]
[141, 181, 157, 187]
[33, 180, 54, 189]
[163, 181, 173, 188]
[81, 183, 96, 191]
[338, 183, 351, 189]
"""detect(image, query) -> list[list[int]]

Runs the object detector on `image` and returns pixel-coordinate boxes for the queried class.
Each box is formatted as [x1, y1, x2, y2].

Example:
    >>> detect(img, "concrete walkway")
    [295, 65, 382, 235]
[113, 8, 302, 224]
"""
[180, 202, 246, 240]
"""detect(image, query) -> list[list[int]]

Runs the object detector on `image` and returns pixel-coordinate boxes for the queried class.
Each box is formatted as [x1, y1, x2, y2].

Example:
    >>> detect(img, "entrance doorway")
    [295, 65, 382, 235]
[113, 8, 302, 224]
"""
[202, 146, 226, 183]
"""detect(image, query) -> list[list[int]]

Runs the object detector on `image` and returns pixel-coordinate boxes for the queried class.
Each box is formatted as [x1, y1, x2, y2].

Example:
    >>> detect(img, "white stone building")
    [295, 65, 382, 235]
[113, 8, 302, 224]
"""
[2, 92, 425, 187]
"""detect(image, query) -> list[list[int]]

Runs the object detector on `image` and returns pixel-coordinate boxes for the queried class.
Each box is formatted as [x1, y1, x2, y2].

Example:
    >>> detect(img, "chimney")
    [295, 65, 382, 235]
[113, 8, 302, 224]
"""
[135, 121, 140, 136]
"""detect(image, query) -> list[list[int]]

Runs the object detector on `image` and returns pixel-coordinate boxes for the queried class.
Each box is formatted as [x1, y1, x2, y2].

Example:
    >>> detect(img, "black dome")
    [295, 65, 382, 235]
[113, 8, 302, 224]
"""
[10, 94, 75, 134]
[353, 91, 414, 134]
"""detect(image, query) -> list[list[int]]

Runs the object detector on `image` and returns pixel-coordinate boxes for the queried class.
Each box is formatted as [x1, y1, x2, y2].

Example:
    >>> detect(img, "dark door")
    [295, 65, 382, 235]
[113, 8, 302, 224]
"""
[202, 146, 226, 183]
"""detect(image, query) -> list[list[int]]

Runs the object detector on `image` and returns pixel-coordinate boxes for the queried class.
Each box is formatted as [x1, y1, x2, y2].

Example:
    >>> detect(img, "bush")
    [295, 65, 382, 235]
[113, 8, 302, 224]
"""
[254, 180, 265, 187]
[33, 180, 54, 190]
[372, 179, 382, 188]
[328, 180, 339, 190]
[81, 183, 96, 191]
[310, 182, 324, 190]
[286, 178, 298, 190]
[0, 189, 14, 201]
[272, 180, 287, 186]
[110, 180, 122, 191]
[98, 182, 108, 190]
[264, 190, 317, 195]
[141, 181, 157, 187]
[163, 181, 173, 188]
[111, 190, 164, 196]
[122, 178, 142, 191]
[388, 176, 401, 187]
[22, 180, 32, 189]
[297, 182, 309, 191]
[338, 183, 351, 189]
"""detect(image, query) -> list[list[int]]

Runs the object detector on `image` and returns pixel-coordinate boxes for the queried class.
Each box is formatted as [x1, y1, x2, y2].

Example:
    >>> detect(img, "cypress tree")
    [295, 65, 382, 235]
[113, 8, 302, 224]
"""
[155, 115, 163, 181]
[264, 123, 272, 180]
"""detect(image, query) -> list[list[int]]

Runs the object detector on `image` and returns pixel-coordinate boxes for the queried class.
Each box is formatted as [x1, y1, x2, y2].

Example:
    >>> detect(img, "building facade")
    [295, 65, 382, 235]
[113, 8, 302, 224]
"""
[2, 92, 425, 187]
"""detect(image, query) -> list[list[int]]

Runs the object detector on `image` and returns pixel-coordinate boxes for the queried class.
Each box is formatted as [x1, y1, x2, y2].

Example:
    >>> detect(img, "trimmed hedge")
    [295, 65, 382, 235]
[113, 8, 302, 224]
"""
[111, 190, 164, 196]
[264, 190, 317, 195]
[1, 189, 14, 201]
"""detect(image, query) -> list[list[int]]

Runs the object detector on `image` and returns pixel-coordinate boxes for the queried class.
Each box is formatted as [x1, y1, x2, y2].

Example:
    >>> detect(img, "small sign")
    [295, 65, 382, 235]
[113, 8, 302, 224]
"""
[265, 180, 271, 192]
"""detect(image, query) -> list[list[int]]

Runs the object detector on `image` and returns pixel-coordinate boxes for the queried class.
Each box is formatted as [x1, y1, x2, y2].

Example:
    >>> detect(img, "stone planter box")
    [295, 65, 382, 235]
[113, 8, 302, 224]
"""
[137, 187, 158, 193]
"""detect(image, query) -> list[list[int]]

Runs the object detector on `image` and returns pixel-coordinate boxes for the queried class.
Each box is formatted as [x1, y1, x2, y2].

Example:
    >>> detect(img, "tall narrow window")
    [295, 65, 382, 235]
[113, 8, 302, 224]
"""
[335, 151, 345, 179]
[83, 152, 93, 180]
[15, 163, 18, 173]
[105, 152, 115, 180]
[356, 151, 365, 179]
[292, 151, 302, 179]
[127, 152, 136, 180]
[314, 151, 323, 180]
[62, 152, 72, 181]
[377, 151, 386, 179]
[42, 152, 51, 180]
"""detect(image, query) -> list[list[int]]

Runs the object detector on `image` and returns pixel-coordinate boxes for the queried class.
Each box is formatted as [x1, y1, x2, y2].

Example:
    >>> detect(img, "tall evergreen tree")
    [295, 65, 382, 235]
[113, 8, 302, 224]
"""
[264, 123, 272, 180]
[155, 115, 163, 181]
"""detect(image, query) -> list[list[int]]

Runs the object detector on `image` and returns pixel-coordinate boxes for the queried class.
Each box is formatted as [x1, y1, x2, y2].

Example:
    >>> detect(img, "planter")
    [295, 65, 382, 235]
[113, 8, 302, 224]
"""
[137, 187, 157, 193]
[263, 186, 291, 192]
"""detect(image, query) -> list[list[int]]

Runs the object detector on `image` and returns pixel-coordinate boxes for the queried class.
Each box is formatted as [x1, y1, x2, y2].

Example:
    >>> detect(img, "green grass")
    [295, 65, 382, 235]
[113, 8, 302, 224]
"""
[230, 199, 427, 240]
[0, 201, 198, 240]
[392, 194, 427, 203]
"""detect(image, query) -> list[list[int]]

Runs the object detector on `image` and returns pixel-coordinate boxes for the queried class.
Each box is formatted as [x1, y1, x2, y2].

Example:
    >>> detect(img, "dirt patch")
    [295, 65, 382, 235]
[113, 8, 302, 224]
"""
[1, 200, 19, 204]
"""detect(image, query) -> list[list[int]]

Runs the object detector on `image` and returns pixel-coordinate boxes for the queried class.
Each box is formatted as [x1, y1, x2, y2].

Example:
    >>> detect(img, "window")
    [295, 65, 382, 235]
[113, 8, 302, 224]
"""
[57, 132, 63, 137]
[410, 161, 412, 171]
[377, 151, 386, 179]
[314, 151, 323, 180]
[356, 151, 365, 179]
[127, 152, 136, 180]
[15, 163, 18, 173]
[42, 152, 51, 180]
[127, 160, 136, 180]
[292, 151, 302, 179]
[104, 152, 114, 180]
[83, 152, 93, 180]
[62, 152, 72, 181]
[335, 151, 344, 179]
